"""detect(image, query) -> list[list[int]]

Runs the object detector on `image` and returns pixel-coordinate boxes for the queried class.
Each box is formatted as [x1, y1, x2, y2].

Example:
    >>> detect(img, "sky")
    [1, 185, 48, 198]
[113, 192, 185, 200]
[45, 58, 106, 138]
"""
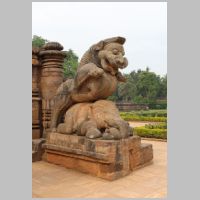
[32, 2, 167, 76]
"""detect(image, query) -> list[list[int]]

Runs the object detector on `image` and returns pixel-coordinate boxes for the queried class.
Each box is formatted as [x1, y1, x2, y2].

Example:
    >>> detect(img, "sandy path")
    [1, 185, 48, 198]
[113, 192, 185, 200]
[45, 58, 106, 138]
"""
[128, 121, 159, 128]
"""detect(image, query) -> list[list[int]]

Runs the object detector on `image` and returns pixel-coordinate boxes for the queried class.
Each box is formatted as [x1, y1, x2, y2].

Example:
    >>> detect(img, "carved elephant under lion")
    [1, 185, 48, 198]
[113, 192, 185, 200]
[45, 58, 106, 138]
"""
[57, 100, 133, 140]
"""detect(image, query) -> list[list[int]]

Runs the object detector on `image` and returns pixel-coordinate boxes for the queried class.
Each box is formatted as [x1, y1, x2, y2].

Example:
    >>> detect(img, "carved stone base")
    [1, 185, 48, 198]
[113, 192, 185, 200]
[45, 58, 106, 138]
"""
[43, 133, 153, 180]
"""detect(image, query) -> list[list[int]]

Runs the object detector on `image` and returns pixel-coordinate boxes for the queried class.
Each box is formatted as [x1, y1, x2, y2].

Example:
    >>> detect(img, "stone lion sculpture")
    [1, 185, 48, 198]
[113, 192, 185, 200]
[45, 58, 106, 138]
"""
[50, 36, 132, 139]
[71, 36, 128, 102]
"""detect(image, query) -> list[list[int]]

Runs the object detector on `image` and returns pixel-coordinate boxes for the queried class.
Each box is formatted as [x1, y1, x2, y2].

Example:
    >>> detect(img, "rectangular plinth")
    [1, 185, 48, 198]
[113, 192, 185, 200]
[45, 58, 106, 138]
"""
[43, 133, 153, 180]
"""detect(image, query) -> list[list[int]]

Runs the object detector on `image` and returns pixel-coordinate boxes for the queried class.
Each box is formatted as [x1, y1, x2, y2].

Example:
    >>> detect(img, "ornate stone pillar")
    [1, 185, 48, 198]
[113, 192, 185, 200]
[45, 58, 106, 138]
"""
[32, 47, 42, 139]
[39, 42, 66, 133]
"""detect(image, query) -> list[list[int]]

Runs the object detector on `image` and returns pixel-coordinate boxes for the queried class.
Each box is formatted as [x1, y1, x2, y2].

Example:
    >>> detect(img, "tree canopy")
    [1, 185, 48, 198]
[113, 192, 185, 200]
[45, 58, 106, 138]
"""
[63, 49, 78, 79]
[108, 68, 167, 104]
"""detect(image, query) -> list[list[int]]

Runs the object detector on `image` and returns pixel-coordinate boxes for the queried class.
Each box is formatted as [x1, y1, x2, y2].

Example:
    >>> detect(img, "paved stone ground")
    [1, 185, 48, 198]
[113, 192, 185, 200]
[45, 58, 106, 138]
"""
[32, 139, 167, 198]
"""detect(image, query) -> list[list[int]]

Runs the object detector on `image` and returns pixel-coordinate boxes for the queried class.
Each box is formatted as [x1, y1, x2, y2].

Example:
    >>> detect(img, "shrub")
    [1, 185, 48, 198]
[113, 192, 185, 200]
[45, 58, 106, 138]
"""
[120, 110, 167, 122]
[145, 122, 167, 129]
[120, 114, 167, 122]
[148, 103, 167, 110]
[134, 127, 167, 139]
[120, 110, 167, 117]
[132, 110, 167, 117]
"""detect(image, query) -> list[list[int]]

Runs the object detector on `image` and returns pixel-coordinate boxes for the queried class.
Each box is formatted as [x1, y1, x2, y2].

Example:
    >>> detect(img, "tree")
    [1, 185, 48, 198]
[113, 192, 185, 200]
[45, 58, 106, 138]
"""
[136, 71, 161, 103]
[109, 68, 167, 104]
[117, 73, 137, 102]
[32, 35, 48, 48]
[63, 49, 79, 79]
[158, 74, 167, 98]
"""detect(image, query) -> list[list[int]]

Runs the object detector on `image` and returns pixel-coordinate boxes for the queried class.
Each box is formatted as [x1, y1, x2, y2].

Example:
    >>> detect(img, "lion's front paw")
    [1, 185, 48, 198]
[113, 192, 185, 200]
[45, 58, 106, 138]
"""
[89, 68, 104, 77]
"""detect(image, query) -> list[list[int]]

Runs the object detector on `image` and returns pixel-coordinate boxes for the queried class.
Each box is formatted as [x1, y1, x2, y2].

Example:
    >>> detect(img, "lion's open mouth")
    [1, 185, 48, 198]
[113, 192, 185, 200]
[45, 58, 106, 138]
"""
[105, 58, 118, 69]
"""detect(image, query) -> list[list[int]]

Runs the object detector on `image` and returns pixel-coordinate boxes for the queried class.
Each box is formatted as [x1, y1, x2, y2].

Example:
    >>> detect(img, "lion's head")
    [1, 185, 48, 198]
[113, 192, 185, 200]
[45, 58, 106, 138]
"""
[79, 36, 128, 75]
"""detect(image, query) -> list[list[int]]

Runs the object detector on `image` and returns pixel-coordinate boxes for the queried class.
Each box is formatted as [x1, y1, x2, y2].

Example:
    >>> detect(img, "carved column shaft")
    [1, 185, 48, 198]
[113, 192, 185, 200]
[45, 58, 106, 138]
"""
[39, 42, 66, 130]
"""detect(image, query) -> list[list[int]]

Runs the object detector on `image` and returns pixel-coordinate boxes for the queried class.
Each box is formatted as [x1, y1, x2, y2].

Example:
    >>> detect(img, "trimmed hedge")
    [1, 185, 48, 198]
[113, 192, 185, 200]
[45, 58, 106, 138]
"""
[120, 110, 167, 122]
[120, 115, 167, 122]
[145, 122, 167, 129]
[148, 103, 167, 110]
[120, 110, 167, 139]
[137, 110, 167, 117]
[120, 110, 167, 117]
[134, 127, 167, 139]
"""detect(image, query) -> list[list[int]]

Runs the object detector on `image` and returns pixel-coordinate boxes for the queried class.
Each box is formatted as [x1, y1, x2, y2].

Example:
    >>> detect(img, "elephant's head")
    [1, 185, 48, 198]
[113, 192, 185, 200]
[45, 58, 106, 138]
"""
[90, 37, 128, 75]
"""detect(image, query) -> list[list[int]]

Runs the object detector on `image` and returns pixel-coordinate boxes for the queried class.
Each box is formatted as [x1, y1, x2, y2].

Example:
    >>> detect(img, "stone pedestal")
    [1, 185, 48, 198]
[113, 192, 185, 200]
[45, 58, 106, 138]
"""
[43, 133, 153, 180]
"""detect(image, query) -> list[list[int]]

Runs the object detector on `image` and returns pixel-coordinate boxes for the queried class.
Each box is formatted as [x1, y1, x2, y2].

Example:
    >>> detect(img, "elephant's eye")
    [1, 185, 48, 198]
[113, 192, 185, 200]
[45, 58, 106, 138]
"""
[113, 49, 118, 55]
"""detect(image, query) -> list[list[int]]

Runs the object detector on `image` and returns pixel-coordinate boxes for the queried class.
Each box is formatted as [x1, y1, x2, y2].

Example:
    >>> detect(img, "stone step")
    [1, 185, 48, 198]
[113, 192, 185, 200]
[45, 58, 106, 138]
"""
[140, 143, 153, 165]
